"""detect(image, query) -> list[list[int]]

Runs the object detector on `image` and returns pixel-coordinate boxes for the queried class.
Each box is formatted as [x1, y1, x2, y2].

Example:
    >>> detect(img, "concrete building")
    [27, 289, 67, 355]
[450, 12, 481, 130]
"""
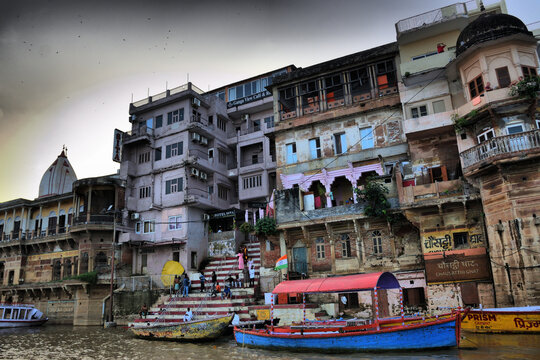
[118, 67, 292, 278]
[0, 149, 125, 325]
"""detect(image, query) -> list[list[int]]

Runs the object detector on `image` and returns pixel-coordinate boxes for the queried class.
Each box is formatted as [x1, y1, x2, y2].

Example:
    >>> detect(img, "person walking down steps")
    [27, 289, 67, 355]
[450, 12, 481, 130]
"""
[248, 257, 255, 287]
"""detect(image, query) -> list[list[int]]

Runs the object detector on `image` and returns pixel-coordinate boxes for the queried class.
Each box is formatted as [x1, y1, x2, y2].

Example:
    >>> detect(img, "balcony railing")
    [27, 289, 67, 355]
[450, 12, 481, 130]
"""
[460, 130, 540, 170]
[123, 126, 153, 144]
[396, 3, 467, 34]
[73, 214, 116, 225]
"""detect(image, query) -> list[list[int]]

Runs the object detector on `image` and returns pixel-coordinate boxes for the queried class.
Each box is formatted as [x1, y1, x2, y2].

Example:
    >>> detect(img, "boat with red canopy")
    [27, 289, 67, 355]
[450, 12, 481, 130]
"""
[234, 272, 464, 352]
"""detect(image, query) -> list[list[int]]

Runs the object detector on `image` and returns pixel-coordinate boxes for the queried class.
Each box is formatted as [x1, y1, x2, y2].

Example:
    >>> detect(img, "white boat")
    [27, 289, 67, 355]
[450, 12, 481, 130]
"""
[0, 303, 48, 328]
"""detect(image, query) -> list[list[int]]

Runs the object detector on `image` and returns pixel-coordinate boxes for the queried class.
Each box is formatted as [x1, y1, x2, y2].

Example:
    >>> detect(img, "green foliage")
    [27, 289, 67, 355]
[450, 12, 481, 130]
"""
[239, 222, 255, 234]
[452, 110, 478, 132]
[254, 217, 277, 236]
[65, 271, 98, 285]
[355, 178, 390, 219]
[509, 76, 540, 99]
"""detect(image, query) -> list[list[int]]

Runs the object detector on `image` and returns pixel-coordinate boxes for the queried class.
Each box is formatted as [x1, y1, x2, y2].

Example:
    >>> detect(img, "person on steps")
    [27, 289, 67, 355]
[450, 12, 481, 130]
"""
[183, 307, 193, 322]
[199, 273, 206, 292]
[182, 275, 190, 297]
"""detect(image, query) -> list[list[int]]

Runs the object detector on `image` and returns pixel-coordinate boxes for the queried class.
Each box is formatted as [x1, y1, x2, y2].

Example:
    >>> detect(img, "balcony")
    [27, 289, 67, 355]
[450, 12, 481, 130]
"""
[70, 214, 117, 232]
[123, 126, 153, 145]
[455, 88, 514, 118]
[460, 130, 540, 173]
[396, 3, 467, 37]
[403, 110, 454, 136]
[400, 50, 455, 76]
[398, 179, 478, 206]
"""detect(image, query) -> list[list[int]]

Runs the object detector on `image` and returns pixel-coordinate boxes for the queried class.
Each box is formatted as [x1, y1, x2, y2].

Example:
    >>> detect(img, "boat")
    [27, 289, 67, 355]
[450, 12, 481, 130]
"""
[0, 303, 48, 328]
[234, 272, 465, 352]
[131, 313, 233, 340]
[461, 306, 540, 333]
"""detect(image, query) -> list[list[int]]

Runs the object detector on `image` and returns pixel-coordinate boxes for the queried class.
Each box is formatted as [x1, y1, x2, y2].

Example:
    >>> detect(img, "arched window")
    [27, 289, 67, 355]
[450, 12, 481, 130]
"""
[372, 230, 383, 255]
[64, 258, 72, 278]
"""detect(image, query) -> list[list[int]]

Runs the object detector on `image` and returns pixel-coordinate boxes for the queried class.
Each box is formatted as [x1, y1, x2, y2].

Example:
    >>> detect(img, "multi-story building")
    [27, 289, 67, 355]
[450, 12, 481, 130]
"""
[118, 67, 292, 276]
[0, 149, 125, 325]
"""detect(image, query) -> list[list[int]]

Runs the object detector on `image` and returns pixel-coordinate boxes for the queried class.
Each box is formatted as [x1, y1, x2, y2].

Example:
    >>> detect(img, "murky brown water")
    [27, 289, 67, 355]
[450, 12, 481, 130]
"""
[0, 326, 539, 360]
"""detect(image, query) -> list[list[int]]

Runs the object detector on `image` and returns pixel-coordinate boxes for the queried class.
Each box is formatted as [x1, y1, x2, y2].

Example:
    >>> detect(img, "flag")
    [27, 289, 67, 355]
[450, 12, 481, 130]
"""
[275, 254, 288, 271]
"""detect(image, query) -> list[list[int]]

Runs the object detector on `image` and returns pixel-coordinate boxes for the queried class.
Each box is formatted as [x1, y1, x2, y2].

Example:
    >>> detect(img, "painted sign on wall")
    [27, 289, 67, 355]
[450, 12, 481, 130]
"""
[421, 229, 485, 253]
[424, 253, 491, 283]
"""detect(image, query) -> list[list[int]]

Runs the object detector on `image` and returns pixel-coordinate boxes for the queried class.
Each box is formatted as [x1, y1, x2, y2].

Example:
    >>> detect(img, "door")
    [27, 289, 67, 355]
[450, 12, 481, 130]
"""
[292, 247, 307, 274]
[372, 288, 390, 319]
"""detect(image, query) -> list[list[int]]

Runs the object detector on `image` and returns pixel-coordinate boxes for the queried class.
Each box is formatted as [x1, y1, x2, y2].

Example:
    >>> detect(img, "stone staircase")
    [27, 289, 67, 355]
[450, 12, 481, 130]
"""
[130, 242, 261, 326]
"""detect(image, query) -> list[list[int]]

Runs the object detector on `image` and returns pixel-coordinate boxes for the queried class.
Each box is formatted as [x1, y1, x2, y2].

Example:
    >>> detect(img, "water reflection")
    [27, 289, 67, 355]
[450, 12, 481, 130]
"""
[0, 326, 538, 360]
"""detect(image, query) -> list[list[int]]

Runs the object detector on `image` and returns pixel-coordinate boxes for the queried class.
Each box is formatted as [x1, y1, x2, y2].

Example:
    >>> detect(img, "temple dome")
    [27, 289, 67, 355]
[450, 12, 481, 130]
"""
[456, 12, 533, 56]
[38, 148, 77, 197]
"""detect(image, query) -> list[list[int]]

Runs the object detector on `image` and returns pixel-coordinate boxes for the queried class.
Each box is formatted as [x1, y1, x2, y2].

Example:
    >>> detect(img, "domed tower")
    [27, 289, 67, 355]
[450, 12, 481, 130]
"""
[452, 11, 540, 307]
[38, 147, 78, 197]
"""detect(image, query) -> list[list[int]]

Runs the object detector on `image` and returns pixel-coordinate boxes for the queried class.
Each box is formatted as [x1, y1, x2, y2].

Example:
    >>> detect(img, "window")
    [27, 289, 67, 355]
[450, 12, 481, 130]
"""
[191, 251, 198, 269]
[536, 117, 540, 129]
[453, 232, 468, 247]
[253, 119, 261, 132]
[286, 143, 297, 164]
[172, 251, 180, 262]
[218, 149, 227, 165]
[341, 234, 351, 258]
[360, 127, 374, 149]
[138, 152, 150, 164]
[495, 67, 511, 88]
[334, 133, 347, 155]
[522, 66, 537, 79]
[208, 148, 214, 160]
[143, 220, 155, 234]
[316, 237, 325, 259]
[155, 147, 162, 161]
[208, 115, 213, 124]
[349, 67, 370, 94]
[208, 185, 214, 195]
[165, 178, 183, 194]
[477, 128, 495, 143]
[216, 91, 225, 101]
[217, 185, 229, 200]
[506, 123, 524, 135]
[167, 108, 184, 125]
[139, 186, 151, 199]
[411, 105, 427, 118]
[404, 288, 426, 308]
[166, 142, 183, 158]
[155, 115, 163, 128]
[375, 60, 396, 90]
[324, 74, 343, 101]
[411, 51, 437, 61]
[135, 222, 141, 234]
[251, 154, 259, 164]
[372, 230, 383, 255]
[264, 116, 275, 128]
[217, 117, 227, 132]
[279, 86, 297, 113]
[243, 175, 262, 189]
[168, 215, 182, 230]
[432, 100, 446, 114]
[309, 138, 321, 159]
[468, 75, 484, 98]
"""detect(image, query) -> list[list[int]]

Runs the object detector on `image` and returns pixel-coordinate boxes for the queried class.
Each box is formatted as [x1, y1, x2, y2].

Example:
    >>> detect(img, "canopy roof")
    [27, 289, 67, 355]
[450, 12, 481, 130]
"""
[272, 272, 400, 294]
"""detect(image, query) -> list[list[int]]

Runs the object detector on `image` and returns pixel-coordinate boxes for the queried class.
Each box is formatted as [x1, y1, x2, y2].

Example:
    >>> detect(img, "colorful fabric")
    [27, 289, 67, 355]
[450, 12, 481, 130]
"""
[275, 254, 288, 270]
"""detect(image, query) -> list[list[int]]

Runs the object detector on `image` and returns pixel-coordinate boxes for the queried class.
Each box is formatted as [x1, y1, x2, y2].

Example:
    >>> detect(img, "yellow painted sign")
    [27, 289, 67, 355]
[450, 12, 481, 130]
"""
[27, 250, 79, 261]
[462, 310, 540, 333]
[422, 230, 485, 253]
[257, 309, 270, 321]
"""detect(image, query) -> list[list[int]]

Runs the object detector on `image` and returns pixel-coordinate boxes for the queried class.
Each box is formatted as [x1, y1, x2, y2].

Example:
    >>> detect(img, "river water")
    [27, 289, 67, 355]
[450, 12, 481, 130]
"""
[1, 326, 539, 360]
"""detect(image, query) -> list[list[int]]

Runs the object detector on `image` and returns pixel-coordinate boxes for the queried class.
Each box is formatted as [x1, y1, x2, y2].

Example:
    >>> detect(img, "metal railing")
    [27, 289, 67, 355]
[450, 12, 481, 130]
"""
[116, 274, 178, 292]
[461, 130, 540, 169]
[396, 3, 467, 33]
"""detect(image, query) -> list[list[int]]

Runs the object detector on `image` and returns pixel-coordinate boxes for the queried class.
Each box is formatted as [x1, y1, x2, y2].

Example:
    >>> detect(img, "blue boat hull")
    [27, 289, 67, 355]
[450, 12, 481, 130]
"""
[234, 319, 458, 352]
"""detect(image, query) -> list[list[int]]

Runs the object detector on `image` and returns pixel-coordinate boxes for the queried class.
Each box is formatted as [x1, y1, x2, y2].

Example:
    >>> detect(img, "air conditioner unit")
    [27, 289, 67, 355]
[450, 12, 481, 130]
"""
[200, 136, 208, 146]
[190, 168, 200, 177]
[192, 98, 201, 108]
[191, 132, 201, 142]
[202, 214, 210, 221]
[241, 114, 250, 121]
[131, 212, 140, 220]
[199, 171, 208, 181]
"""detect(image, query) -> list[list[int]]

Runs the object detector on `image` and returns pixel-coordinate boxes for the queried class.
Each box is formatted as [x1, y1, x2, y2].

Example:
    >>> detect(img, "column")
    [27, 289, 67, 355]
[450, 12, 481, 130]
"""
[38, 206, 43, 237]
[20, 207, 25, 239]
[86, 186, 93, 223]
[325, 223, 336, 273]
[56, 201, 61, 234]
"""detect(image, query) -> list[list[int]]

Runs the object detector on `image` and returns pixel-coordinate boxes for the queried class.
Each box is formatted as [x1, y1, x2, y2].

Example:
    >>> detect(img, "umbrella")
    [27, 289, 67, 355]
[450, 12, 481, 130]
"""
[161, 260, 184, 286]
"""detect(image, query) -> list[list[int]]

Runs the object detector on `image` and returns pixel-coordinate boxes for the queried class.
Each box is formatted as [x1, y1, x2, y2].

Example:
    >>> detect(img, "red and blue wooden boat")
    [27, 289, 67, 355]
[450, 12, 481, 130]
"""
[234, 272, 464, 352]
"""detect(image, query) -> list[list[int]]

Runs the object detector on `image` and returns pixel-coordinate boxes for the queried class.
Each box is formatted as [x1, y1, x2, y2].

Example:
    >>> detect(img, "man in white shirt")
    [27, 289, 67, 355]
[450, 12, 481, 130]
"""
[183, 307, 193, 322]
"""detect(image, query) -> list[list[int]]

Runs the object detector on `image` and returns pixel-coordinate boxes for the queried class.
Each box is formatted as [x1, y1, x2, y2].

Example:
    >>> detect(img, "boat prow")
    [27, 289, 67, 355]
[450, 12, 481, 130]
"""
[0, 303, 48, 328]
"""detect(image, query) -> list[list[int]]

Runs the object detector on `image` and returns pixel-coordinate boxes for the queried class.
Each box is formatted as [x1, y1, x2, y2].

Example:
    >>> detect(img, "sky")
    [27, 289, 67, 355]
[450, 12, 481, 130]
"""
[1, 0, 539, 202]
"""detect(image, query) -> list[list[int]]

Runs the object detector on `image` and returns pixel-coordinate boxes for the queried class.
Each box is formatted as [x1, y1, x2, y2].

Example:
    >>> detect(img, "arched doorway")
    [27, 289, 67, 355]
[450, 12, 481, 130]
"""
[308, 180, 327, 209]
[64, 259, 72, 278]
[330, 176, 353, 206]
[80, 252, 89, 274]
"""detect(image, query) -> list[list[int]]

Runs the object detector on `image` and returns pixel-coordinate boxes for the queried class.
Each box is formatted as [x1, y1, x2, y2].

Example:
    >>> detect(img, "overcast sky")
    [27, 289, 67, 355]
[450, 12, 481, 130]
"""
[1, 0, 539, 202]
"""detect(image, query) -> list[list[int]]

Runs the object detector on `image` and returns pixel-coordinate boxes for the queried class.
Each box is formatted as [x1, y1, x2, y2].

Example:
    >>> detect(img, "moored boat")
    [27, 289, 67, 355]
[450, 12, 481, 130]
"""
[234, 272, 464, 352]
[131, 314, 233, 340]
[0, 303, 48, 328]
[461, 306, 540, 333]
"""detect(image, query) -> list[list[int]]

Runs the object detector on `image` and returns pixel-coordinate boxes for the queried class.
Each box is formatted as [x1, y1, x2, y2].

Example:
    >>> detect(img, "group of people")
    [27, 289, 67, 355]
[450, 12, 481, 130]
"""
[173, 274, 191, 297]
[237, 246, 255, 287]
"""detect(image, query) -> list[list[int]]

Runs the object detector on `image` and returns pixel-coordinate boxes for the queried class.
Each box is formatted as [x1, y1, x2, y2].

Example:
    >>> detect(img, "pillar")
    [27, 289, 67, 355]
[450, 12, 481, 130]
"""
[86, 186, 93, 223]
